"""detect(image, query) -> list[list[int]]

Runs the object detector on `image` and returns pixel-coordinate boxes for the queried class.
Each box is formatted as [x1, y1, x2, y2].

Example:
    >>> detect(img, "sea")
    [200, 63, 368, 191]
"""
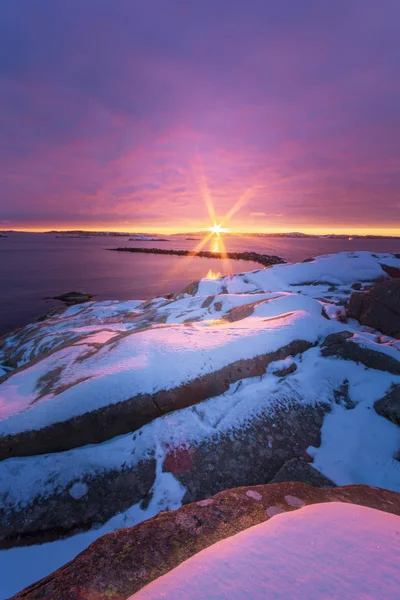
[1, 232, 400, 336]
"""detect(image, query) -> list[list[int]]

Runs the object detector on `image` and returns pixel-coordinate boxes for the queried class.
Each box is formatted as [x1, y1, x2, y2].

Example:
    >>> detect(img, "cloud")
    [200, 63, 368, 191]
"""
[0, 1, 399, 232]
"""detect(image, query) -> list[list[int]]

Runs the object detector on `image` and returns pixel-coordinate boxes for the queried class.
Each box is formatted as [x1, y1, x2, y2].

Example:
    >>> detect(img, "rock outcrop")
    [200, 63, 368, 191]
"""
[0, 339, 312, 462]
[269, 457, 336, 487]
[0, 397, 326, 548]
[53, 292, 94, 305]
[12, 482, 400, 600]
[2, 251, 400, 597]
[374, 386, 400, 426]
[321, 331, 400, 373]
[347, 279, 400, 338]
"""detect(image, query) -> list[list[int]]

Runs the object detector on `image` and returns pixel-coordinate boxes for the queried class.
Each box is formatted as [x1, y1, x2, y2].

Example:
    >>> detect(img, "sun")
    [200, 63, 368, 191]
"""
[209, 222, 229, 236]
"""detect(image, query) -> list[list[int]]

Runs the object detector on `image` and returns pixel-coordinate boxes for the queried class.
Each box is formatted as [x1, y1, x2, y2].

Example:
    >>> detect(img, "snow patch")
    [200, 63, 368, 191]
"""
[68, 482, 88, 500]
[246, 490, 262, 501]
[132, 503, 400, 600]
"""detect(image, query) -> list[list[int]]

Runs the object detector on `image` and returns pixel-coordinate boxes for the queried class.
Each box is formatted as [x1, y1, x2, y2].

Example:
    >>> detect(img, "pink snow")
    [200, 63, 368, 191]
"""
[131, 503, 400, 599]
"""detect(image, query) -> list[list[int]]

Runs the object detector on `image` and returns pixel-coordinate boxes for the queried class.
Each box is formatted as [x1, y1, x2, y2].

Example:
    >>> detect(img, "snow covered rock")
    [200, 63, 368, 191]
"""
[0, 395, 327, 547]
[10, 483, 400, 600]
[321, 331, 400, 373]
[0, 337, 314, 461]
[0, 252, 400, 558]
[131, 503, 400, 600]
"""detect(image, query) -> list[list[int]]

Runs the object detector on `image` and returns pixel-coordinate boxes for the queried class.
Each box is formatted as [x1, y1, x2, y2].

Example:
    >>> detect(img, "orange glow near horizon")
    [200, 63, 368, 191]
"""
[3, 224, 400, 236]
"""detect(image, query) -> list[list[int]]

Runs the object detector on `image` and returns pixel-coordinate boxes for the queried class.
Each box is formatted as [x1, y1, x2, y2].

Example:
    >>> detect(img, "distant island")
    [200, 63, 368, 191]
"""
[1, 229, 399, 240]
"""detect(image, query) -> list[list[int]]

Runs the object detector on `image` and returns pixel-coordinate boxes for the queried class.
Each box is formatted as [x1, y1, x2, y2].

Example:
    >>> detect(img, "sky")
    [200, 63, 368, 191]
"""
[0, 0, 399, 234]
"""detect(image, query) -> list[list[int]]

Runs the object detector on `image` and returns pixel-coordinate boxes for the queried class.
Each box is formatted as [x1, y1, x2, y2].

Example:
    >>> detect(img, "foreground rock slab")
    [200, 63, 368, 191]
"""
[12, 482, 400, 600]
[132, 503, 400, 600]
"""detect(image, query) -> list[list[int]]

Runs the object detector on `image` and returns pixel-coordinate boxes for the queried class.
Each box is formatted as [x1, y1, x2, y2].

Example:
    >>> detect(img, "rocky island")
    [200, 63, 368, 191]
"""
[109, 246, 285, 267]
[0, 251, 400, 598]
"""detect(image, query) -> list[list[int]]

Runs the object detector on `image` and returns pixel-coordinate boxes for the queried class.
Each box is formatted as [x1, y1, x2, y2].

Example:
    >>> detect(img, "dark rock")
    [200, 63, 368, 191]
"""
[166, 400, 328, 503]
[269, 458, 336, 487]
[53, 292, 93, 305]
[333, 379, 356, 409]
[110, 247, 285, 267]
[321, 331, 354, 346]
[0, 340, 313, 461]
[380, 264, 400, 278]
[347, 279, 400, 338]
[321, 308, 330, 320]
[321, 336, 400, 374]
[1, 396, 327, 548]
[0, 459, 156, 549]
[272, 362, 297, 377]
[12, 483, 400, 600]
[374, 386, 400, 426]
[352, 282, 362, 290]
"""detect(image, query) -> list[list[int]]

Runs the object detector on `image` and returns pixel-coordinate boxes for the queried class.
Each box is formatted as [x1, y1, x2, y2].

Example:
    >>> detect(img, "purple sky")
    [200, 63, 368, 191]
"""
[1, 0, 399, 233]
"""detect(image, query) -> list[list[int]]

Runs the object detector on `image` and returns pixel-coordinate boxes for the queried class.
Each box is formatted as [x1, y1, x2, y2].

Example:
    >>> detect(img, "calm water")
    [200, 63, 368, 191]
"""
[1, 232, 400, 336]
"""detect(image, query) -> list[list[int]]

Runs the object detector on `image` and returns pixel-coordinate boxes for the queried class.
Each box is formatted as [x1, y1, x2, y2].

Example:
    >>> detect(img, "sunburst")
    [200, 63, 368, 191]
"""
[209, 222, 229, 236]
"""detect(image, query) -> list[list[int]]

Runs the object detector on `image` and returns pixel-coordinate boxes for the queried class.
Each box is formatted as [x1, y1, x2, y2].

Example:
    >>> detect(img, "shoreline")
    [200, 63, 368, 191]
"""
[109, 246, 286, 267]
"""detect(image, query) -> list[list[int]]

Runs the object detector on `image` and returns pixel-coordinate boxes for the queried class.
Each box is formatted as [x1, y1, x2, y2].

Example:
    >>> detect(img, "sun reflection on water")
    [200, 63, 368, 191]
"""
[205, 269, 221, 280]
[211, 236, 223, 253]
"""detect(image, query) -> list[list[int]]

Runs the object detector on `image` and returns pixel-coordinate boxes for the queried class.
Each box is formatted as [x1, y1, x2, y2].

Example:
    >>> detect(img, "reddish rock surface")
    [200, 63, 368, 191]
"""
[347, 279, 400, 339]
[12, 482, 400, 600]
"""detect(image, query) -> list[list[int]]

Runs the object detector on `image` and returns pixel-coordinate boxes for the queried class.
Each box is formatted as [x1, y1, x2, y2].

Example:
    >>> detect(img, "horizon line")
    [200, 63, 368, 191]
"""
[2, 227, 400, 238]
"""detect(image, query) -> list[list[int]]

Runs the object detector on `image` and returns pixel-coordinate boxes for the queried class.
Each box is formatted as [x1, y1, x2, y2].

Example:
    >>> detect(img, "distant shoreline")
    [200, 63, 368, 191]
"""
[109, 246, 285, 267]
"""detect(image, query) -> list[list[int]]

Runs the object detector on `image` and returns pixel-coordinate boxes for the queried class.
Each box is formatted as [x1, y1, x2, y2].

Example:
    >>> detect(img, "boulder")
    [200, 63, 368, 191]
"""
[269, 457, 336, 487]
[380, 263, 400, 278]
[12, 482, 400, 600]
[347, 279, 400, 338]
[374, 386, 400, 426]
[321, 333, 400, 374]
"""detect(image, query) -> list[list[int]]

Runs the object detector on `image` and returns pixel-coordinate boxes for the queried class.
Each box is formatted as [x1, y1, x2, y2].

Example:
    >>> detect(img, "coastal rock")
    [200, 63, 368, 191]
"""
[374, 386, 400, 426]
[0, 339, 313, 461]
[2, 250, 400, 582]
[321, 334, 400, 374]
[12, 483, 400, 600]
[53, 292, 94, 305]
[0, 459, 156, 548]
[380, 263, 400, 278]
[0, 396, 326, 547]
[163, 401, 327, 503]
[272, 362, 297, 377]
[347, 279, 400, 338]
[269, 457, 336, 487]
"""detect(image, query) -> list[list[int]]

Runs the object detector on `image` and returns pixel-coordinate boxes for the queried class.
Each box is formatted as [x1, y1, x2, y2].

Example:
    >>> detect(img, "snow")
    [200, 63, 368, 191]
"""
[68, 481, 88, 500]
[0, 294, 333, 435]
[246, 490, 262, 501]
[131, 503, 400, 600]
[1, 251, 400, 597]
[308, 385, 400, 489]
